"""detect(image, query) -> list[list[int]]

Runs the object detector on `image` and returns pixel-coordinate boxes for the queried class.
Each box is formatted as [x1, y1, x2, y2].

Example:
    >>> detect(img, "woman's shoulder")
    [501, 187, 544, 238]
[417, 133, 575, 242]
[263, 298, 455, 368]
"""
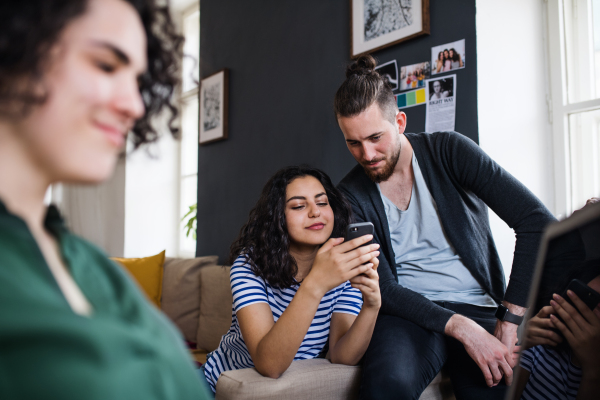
[230, 254, 266, 284]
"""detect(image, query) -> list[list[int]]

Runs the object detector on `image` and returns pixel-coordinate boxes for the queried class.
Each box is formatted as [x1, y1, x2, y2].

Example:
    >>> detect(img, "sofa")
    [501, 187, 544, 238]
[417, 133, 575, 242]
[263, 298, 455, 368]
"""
[155, 256, 455, 400]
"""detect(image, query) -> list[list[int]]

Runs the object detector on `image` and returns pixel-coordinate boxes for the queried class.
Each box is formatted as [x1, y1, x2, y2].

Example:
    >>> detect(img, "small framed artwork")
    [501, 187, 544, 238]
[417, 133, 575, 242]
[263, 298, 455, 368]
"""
[351, 0, 430, 58]
[199, 69, 229, 145]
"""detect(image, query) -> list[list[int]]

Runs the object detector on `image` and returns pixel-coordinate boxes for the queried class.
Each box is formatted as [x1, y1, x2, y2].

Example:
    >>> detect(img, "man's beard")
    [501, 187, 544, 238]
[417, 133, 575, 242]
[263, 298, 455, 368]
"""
[362, 142, 401, 183]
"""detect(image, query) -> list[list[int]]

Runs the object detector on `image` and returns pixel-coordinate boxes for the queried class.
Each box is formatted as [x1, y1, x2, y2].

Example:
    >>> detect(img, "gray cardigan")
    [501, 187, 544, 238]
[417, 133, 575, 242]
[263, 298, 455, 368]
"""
[338, 131, 556, 333]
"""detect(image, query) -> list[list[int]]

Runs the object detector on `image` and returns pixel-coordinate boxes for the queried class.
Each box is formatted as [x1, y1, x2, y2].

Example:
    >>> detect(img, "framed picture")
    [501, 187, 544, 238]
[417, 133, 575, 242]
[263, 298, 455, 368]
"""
[351, 0, 430, 58]
[199, 69, 229, 145]
[375, 59, 399, 91]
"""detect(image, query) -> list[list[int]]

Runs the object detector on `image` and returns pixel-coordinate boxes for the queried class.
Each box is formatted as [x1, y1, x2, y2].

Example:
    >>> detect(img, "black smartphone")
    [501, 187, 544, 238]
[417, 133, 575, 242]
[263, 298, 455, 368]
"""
[345, 222, 374, 247]
[561, 279, 600, 311]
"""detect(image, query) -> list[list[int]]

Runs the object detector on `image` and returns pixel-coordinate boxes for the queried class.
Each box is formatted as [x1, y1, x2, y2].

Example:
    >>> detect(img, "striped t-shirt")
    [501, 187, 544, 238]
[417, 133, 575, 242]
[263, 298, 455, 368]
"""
[520, 345, 582, 400]
[203, 254, 363, 392]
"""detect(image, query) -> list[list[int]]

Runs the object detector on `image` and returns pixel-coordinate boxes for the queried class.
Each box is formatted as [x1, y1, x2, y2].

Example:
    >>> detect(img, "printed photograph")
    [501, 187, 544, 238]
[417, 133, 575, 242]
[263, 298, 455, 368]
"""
[399, 61, 430, 91]
[431, 39, 465, 75]
[428, 77, 454, 100]
[375, 59, 399, 91]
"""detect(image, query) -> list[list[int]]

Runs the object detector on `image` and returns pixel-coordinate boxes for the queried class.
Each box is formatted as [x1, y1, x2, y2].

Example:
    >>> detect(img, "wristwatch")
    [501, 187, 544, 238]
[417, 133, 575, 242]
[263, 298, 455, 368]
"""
[495, 304, 524, 325]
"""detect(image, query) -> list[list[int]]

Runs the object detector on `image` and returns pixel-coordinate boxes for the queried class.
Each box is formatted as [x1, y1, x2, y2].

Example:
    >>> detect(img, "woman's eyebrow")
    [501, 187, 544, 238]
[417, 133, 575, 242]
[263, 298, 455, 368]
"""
[315, 192, 327, 199]
[89, 40, 130, 64]
[286, 196, 306, 203]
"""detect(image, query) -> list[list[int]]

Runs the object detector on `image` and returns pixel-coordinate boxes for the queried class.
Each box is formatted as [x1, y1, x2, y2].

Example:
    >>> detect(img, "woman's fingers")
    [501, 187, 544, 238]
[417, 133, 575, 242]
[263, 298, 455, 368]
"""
[565, 290, 600, 326]
[335, 235, 374, 253]
[552, 294, 587, 331]
[550, 314, 576, 343]
[317, 237, 345, 254]
[369, 256, 379, 270]
[537, 305, 555, 318]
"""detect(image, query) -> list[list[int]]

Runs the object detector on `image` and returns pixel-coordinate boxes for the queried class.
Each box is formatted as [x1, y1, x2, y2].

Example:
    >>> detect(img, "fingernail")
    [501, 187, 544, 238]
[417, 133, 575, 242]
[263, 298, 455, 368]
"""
[567, 290, 574, 297]
[553, 293, 561, 301]
[550, 314, 556, 319]
[550, 300, 557, 307]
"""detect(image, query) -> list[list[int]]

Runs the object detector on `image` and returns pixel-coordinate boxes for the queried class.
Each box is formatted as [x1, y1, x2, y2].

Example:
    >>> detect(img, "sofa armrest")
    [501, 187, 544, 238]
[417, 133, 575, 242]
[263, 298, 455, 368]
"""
[215, 359, 360, 400]
[214, 359, 455, 400]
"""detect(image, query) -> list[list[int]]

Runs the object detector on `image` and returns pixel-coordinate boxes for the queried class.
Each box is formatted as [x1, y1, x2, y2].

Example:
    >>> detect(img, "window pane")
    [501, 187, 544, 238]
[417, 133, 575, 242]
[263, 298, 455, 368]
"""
[182, 9, 200, 93]
[180, 175, 198, 255]
[569, 109, 600, 210]
[563, 0, 600, 103]
[181, 96, 199, 177]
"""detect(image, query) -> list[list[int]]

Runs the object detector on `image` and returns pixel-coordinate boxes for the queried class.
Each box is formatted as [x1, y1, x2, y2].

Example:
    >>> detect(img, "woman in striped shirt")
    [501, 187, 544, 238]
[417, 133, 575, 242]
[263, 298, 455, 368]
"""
[204, 166, 381, 393]
[513, 271, 600, 400]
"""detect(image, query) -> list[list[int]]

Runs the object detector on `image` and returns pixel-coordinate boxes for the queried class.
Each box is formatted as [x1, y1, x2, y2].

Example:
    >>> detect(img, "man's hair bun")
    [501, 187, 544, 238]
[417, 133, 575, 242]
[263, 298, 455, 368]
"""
[346, 54, 378, 78]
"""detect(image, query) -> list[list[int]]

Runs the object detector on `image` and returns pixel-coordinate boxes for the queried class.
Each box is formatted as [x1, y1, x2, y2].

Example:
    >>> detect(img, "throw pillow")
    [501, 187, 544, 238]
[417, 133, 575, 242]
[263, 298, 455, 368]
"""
[112, 250, 165, 308]
[161, 256, 219, 344]
[197, 265, 233, 352]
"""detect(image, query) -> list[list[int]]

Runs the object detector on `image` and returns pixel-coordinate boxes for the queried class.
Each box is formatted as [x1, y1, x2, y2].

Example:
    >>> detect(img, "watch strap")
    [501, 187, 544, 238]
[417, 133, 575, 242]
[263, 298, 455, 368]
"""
[495, 305, 524, 325]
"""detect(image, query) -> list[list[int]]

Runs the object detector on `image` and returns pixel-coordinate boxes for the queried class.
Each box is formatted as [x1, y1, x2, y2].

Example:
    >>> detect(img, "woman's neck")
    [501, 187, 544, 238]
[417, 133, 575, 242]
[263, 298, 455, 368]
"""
[289, 243, 319, 282]
[0, 124, 51, 231]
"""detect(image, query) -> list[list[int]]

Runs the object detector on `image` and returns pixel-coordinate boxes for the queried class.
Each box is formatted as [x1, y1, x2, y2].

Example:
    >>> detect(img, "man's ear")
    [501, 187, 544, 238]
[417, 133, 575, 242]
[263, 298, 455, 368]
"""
[395, 111, 407, 134]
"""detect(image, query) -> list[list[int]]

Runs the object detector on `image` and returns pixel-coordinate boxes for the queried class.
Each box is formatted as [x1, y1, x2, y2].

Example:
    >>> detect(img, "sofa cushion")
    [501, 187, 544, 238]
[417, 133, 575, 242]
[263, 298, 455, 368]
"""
[161, 256, 219, 344]
[112, 250, 165, 308]
[215, 359, 360, 400]
[197, 265, 233, 351]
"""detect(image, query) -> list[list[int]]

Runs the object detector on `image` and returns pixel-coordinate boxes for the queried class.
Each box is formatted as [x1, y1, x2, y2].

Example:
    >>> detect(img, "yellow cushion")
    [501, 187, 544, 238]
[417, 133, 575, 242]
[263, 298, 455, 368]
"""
[112, 250, 166, 308]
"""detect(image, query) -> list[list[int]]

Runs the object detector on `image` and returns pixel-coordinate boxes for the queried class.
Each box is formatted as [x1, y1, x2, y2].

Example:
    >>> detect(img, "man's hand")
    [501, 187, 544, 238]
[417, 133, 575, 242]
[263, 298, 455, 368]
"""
[445, 314, 515, 387]
[494, 301, 526, 361]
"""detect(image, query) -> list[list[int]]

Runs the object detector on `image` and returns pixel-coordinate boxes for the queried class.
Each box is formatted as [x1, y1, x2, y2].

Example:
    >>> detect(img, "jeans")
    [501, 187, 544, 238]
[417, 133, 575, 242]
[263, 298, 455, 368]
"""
[359, 302, 507, 400]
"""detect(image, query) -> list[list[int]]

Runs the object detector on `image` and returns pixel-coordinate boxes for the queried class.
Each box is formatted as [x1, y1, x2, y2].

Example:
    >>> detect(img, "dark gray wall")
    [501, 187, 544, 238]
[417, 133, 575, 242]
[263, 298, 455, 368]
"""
[198, 0, 478, 262]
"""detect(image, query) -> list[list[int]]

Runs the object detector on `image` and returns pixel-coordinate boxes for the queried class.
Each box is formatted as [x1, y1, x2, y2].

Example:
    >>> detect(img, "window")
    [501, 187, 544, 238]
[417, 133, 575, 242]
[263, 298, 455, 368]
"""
[178, 4, 200, 257]
[548, 0, 600, 214]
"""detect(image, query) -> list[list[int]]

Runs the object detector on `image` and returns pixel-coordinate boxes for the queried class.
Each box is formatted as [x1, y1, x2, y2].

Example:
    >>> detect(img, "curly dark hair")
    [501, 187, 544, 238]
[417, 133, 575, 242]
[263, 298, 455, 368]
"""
[0, 0, 183, 149]
[230, 166, 353, 289]
[334, 54, 397, 124]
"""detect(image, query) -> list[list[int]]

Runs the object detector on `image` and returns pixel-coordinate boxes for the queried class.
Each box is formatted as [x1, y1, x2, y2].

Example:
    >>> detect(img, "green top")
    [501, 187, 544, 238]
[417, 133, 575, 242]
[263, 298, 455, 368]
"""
[0, 200, 210, 400]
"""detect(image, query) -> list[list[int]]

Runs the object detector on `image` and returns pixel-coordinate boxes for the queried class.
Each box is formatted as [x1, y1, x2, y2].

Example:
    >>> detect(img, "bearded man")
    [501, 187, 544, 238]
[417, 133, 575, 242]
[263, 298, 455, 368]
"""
[335, 55, 556, 400]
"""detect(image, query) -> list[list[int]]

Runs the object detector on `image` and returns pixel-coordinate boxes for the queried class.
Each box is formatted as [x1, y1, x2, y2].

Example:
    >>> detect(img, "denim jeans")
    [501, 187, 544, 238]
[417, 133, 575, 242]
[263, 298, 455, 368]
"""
[359, 302, 508, 400]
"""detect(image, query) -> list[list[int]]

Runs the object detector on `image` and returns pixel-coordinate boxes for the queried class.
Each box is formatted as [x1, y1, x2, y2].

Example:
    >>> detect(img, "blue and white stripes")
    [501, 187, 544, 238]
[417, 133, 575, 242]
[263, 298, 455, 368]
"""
[203, 254, 363, 392]
[520, 345, 582, 400]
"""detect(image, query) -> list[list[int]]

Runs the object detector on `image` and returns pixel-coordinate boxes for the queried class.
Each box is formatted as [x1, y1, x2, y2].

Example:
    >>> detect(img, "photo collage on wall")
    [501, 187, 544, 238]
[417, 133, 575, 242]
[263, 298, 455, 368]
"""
[375, 39, 465, 132]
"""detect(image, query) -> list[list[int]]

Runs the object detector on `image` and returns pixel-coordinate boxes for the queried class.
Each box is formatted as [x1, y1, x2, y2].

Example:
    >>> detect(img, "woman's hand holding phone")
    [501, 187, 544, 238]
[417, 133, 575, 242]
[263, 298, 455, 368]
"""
[305, 235, 380, 296]
[550, 291, 600, 371]
[349, 257, 381, 310]
[523, 305, 563, 349]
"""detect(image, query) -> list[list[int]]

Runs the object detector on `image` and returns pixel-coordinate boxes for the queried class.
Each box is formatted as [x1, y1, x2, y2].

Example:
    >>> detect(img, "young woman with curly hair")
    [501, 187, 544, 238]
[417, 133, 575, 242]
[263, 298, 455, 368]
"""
[0, 0, 210, 398]
[204, 166, 381, 393]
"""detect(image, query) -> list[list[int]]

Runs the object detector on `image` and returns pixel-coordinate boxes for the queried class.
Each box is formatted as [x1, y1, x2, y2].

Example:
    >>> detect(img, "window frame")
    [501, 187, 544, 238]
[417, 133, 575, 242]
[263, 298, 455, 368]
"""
[177, 2, 200, 258]
[547, 0, 600, 216]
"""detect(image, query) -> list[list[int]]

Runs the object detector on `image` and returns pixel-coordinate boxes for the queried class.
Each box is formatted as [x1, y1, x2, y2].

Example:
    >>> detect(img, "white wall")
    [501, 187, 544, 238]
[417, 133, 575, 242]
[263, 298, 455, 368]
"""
[124, 135, 180, 258]
[476, 0, 556, 279]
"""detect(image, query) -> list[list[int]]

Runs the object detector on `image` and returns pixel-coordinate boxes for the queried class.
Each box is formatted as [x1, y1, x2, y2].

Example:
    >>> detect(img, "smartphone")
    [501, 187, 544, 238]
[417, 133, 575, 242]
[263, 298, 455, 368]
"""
[561, 279, 600, 311]
[345, 222, 374, 247]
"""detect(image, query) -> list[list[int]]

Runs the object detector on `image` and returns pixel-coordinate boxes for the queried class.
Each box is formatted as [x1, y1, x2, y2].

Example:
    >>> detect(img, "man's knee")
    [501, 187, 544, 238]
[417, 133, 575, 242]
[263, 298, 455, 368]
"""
[360, 367, 431, 400]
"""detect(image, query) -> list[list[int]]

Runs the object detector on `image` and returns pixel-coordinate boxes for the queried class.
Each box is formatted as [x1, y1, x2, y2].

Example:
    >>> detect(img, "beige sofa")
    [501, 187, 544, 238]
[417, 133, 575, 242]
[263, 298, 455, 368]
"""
[160, 257, 455, 400]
